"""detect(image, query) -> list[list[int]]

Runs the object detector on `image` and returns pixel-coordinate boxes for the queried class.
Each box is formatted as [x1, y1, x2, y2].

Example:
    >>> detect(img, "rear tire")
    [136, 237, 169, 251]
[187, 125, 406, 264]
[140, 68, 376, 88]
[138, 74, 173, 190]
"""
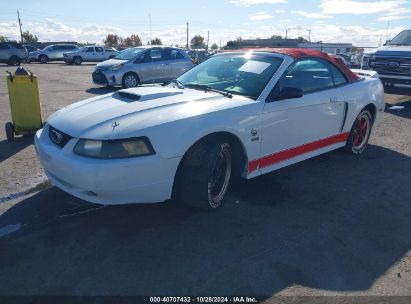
[39, 55, 48, 64]
[7, 56, 21, 66]
[178, 139, 232, 210]
[73, 56, 83, 65]
[345, 109, 373, 155]
[122, 73, 139, 88]
[5, 122, 14, 141]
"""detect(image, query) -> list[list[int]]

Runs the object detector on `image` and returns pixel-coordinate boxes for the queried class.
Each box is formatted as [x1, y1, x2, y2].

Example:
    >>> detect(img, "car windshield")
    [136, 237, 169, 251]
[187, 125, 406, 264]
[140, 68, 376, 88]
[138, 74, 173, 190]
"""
[388, 30, 411, 46]
[177, 53, 283, 99]
[114, 48, 146, 60]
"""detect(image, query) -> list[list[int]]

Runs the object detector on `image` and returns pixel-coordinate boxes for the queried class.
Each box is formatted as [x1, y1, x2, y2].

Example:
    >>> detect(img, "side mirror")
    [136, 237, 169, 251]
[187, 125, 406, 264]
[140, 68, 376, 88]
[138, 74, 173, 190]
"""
[277, 87, 304, 100]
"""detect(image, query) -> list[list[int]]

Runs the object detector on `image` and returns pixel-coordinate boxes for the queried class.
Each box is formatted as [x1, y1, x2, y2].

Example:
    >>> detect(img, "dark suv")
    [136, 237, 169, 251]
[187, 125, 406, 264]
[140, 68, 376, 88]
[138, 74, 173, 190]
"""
[0, 42, 27, 66]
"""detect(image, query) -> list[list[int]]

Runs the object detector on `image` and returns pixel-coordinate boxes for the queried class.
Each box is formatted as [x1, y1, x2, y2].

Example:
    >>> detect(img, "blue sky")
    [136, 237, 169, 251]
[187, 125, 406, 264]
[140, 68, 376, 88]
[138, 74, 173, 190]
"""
[1, 0, 410, 47]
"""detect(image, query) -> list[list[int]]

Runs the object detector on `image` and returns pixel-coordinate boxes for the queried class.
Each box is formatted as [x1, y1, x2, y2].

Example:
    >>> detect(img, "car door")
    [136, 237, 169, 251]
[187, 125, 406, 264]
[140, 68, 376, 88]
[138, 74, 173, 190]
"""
[83, 46, 95, 61]
[46, 46, 58, 59]
[0, 42, 10, 61]
[258, 58, 348, 174]
[135, 48, 171, 83]
[166, 48, 192, 80]
[94, 46, 105, 61]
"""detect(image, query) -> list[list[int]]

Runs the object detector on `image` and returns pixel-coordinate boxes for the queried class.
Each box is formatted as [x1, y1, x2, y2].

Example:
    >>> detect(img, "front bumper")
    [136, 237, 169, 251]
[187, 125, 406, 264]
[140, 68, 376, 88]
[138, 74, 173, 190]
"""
[34, 126, 180, 205]
[92, 69, 121, 86]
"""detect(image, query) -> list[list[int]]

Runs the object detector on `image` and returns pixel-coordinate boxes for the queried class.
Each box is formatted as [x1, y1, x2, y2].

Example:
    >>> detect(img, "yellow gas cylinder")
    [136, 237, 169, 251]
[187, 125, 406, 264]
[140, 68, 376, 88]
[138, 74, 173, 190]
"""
[5, 66, 42, 140]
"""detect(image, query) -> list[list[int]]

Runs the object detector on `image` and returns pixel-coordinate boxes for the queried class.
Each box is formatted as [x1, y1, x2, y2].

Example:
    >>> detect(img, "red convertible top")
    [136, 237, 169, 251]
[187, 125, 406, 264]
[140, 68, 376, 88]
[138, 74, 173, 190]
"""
[228, 48, 359, 82]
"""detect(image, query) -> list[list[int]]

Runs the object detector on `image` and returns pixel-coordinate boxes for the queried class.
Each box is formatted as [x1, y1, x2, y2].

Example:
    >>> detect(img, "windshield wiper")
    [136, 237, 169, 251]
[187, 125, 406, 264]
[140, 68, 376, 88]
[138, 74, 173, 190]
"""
[165, 79, 185, 89]
[388, 43, 410, 46]
[185, 84, 233, 98]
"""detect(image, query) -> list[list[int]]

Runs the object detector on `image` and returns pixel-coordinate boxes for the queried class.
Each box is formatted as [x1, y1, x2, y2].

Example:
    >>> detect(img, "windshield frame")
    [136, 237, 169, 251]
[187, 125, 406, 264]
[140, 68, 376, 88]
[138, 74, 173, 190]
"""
[177, 52, 285, 100]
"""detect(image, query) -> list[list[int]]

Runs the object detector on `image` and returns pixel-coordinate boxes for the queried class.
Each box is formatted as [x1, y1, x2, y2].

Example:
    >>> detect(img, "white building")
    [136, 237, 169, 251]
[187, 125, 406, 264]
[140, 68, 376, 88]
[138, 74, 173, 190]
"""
[298, 42, 353, 54]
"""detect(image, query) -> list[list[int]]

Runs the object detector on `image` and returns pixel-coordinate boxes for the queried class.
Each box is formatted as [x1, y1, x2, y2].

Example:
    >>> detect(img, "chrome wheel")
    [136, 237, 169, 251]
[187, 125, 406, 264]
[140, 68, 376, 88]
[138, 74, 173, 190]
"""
[207, 143, 232, 208]
[124, 75, 138, 88]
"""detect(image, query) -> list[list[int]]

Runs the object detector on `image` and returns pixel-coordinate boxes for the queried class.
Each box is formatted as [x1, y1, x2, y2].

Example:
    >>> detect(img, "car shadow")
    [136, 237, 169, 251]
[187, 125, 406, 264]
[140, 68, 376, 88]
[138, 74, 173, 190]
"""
[0, 145, 410, 296]
[85, 87, 119, 95]
[385, 99, 411, 119]
[0, 136, 33, 163]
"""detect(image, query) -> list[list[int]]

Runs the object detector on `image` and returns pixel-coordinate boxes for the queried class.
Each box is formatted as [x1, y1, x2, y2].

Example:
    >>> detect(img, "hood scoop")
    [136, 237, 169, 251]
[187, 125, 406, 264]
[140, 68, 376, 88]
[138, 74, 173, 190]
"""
[114, 90, 184, 103]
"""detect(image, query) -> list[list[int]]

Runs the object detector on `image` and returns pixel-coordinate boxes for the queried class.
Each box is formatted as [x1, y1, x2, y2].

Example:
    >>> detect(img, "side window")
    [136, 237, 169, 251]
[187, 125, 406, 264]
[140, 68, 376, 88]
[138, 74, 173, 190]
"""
[166, 49, 184, 60]
[47, 46, 55, 51]
[68, 45, 77, 50]
[0, 42, 10, 50]
[142, 49, 163, 62]
[274, 58, 335, 95]
[85, 47, 94, 52]
[95, 47, 103, 52]
[328, 63, 347, 86]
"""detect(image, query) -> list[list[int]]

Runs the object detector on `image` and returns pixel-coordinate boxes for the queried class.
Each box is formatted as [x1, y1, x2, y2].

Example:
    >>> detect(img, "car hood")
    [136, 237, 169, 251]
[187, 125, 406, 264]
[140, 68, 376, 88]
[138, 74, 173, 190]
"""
[95, 59, 128, 69]
[47, 86, 253, 139]
[368, 45, 411, 57]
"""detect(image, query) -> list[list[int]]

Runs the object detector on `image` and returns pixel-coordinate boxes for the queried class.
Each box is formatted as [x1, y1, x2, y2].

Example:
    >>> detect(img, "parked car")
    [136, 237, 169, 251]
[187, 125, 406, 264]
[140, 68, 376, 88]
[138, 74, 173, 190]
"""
[35, 48, 384, 209]
[23, 45, 39, 53]
[28, 44, 80, 63]
[361, 30, 411, 94]
[92, 46, 194, 88]
[0, 42, 27, 66]
[187, 49, 212, 64]
[63, 46, 118, 65]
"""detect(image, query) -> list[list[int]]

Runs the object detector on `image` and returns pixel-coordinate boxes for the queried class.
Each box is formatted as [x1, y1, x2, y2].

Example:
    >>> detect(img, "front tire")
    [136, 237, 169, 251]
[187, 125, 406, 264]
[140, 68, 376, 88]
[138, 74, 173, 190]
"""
[122, 73, 139, 88]
[73, 56, 83, 65]
[346, 109, 373, 155]
[178, 139, 232, 210]
[39, 55, 48, 64]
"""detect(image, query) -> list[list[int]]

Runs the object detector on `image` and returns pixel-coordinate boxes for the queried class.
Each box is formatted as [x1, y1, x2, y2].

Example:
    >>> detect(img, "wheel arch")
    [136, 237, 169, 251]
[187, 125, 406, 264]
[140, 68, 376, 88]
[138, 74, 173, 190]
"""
[171, 131, 249, 198]
[363, 103, 377, 122]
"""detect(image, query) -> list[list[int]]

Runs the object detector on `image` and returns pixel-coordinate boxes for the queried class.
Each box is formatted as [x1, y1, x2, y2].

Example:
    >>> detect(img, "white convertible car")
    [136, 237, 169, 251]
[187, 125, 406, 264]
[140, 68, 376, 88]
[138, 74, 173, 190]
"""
[35, 49, 385, 209]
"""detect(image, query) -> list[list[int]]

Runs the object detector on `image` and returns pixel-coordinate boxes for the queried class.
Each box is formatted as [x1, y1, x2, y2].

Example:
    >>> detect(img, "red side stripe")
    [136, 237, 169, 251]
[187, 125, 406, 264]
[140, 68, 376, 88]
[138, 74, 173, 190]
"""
[248, 132, 349, 173]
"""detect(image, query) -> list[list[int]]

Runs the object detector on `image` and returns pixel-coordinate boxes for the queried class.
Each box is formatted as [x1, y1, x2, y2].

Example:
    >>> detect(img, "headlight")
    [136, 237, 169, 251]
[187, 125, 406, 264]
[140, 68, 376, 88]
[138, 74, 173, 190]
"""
[110, 63, 124, 71]
[73, 137, 155, 159]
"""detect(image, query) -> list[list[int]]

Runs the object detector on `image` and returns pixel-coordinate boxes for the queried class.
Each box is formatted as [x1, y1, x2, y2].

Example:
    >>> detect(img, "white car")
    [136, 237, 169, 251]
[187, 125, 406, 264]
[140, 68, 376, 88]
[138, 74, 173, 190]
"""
[34, 49, 385, 209]
[63, 46, 118, 65]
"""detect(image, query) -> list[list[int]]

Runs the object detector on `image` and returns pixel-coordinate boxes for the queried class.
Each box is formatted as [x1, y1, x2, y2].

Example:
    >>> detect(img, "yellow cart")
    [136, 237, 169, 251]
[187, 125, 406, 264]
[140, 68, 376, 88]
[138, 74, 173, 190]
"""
[5, 66, 43, 140]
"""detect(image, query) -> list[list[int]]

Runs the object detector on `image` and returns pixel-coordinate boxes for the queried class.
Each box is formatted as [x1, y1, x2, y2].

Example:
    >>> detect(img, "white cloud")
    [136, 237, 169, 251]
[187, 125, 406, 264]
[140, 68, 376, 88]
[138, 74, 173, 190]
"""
[275, 10, 287, 14]
[229, 0, 285, 6]
[249, 12, 273, 20]
[292, 10, 333, 19]
[320, 0, 405, 15]
[377, 15, 409, 21]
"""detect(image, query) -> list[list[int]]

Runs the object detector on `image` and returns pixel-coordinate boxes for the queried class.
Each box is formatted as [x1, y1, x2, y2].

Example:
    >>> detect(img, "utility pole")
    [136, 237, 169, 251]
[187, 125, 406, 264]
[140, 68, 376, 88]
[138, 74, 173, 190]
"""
[308, 29, 311, 43]
[149, 13, 152, 46]
[207, 31, 209, 50]
[285, 28, 288, 39]
[17, 10, 23, 43]
[186, 22, 189, 49]
[220, 40, 221, 50]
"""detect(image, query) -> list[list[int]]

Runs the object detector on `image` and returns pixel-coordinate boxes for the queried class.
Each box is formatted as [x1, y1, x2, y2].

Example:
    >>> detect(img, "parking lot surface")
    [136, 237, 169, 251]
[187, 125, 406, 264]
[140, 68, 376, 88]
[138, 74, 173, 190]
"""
[0, 62, 411, 298]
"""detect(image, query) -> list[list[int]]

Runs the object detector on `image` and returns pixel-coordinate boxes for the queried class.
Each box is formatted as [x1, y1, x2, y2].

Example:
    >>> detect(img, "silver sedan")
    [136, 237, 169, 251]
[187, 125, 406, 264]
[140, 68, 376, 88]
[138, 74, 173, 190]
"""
[92, 46, 194, 88]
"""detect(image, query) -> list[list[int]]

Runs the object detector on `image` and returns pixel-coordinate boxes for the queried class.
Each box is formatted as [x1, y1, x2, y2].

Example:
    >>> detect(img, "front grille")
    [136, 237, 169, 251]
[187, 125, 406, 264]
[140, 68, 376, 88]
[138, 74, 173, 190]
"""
[49, 125, 72, 148]
[369, 56, 411, 75]
[92, 71, 108, 84]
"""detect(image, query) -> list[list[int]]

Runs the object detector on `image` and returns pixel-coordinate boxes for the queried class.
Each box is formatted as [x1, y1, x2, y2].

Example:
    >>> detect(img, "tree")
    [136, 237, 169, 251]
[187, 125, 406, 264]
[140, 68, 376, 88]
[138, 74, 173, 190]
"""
[270, 34, 283, 40]
[297, 36, 308, 43]
[0, 36, 6, 42]
[103, 34, 120, 47]
[236, 36, 243, 42]
[191, 35, 205, 49]
[210, 43, 218, 50]
[150, 37, 162, 45]
[22, 31, 38, 43]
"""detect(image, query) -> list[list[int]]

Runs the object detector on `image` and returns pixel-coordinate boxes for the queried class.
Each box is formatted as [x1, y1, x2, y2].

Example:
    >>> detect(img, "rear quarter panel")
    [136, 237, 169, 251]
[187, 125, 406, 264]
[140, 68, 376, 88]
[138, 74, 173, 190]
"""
[339, 78, 385, 132]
